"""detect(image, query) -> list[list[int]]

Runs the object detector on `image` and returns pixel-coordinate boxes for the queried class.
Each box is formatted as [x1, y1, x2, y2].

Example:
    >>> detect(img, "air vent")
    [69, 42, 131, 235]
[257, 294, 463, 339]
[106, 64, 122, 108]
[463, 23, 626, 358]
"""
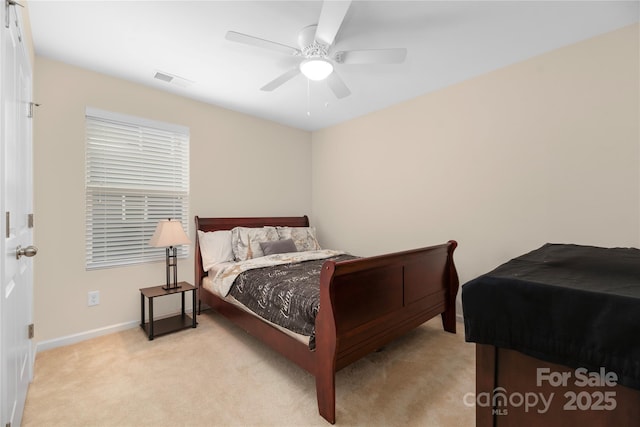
[154, 72, 173, 83]
[153, 71, 194, 88]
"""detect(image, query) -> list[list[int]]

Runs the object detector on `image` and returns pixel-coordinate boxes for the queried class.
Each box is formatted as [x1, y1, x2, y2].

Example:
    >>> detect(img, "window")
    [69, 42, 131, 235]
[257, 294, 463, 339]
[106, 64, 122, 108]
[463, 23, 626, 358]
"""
[85, 107, 189, 269]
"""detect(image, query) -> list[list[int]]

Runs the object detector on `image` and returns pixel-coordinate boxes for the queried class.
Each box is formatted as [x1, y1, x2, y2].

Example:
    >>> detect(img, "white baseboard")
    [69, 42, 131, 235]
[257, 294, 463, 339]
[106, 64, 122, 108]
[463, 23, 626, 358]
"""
[35, 320, 140, 353]
[36, 308, 197, 353]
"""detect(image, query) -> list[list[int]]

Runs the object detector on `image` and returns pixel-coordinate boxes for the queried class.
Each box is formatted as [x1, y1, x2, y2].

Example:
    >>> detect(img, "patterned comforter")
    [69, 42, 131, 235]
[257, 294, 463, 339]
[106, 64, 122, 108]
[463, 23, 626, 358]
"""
[224, 252, 357, 348]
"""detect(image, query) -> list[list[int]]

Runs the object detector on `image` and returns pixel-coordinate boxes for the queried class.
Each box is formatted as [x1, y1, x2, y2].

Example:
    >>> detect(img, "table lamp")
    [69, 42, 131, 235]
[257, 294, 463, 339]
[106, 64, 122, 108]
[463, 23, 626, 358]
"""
[149, 219, 191, 290]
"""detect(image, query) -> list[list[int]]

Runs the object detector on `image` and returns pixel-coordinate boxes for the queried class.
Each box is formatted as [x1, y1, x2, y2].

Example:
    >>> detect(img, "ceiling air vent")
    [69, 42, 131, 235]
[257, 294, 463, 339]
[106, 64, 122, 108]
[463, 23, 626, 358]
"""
[153, 71, 193, 88]
[154, 71, 173, 83]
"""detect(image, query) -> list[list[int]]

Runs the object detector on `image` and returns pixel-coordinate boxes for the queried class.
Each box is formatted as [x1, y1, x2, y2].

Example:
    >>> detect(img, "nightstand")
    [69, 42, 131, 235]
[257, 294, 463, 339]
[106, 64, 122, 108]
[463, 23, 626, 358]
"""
[140, 281, 197, 340]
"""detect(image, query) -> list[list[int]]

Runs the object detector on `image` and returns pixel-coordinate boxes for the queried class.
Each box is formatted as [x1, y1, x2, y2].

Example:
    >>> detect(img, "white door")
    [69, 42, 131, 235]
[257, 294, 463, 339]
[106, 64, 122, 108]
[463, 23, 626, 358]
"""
[1, 2, 35, 427]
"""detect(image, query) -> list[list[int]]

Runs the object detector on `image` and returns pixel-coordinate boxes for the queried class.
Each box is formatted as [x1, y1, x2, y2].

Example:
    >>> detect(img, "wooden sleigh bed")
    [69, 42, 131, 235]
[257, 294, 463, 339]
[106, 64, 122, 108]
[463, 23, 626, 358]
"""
[194, 215, 459, 424]
[463, 243, 640, 426]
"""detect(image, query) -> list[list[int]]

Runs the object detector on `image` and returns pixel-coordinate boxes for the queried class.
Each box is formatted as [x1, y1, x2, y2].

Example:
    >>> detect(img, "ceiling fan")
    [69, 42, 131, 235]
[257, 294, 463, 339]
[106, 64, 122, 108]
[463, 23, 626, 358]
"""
[225, 0, 407, 99]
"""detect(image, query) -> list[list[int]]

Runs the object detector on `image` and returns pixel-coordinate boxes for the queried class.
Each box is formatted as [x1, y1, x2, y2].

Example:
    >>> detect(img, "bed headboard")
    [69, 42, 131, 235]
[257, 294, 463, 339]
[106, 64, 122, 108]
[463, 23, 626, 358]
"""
[194, 215, 310, 287]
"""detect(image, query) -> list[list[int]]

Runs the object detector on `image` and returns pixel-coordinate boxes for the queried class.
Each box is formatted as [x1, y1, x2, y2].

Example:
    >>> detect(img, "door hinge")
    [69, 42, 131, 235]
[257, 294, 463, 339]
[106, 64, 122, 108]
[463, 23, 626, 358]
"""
[28, 323, 34, 339]
[5, 0, 24, 29]
[28, 213, 34, 228]
[5, 211, 9, 238]
[27, 102, 40, 118]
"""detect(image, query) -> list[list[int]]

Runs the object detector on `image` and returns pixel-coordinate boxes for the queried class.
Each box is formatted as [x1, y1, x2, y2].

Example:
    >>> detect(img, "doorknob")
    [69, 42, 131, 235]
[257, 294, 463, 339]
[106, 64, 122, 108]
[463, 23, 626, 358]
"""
[16, 245, 38, 259]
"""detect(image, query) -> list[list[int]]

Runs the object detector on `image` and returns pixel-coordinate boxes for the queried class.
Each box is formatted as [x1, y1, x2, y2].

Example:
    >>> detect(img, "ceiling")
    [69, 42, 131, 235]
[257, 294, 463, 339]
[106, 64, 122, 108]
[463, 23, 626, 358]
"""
[28, 1, 639, 131]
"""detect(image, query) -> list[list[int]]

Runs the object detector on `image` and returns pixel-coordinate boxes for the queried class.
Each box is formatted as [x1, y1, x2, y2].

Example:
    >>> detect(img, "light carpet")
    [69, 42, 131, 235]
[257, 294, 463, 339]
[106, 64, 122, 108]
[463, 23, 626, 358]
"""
[23, 311, 475, 426]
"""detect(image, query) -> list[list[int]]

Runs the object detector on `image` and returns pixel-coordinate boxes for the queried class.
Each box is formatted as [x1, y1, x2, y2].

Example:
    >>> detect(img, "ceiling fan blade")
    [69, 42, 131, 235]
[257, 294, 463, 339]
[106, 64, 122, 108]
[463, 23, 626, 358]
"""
[260, 67, 301, 92]
[326, 72, 351, 99]
[335, 48, 407, 65]
[226, 31, 300, 56]
[314, 0, 352, 46]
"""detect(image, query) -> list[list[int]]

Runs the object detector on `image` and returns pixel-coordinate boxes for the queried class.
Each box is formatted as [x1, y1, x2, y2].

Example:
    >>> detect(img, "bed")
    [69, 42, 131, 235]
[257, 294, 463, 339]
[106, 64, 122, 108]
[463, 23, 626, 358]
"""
[194, 215, 459, 424]
[462, 243, 640, 426]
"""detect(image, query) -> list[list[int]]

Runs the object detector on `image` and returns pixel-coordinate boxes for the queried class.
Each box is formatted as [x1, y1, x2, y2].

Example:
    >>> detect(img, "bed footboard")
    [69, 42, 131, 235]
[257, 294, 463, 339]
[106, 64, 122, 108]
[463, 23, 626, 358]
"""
[315, 240, 458, 423]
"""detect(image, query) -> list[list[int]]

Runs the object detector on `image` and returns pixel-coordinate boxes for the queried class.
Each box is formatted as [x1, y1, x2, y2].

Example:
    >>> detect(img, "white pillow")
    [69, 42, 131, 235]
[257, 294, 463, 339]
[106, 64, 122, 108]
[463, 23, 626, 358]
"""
[276, 226, 321, 252]
[231, 226, 279, 261]
[197, 230, 234, 271]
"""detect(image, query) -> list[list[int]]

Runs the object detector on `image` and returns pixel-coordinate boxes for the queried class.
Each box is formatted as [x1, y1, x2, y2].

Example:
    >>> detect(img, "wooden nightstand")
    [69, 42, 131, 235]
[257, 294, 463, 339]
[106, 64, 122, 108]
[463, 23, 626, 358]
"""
[140, 281, 197, 340]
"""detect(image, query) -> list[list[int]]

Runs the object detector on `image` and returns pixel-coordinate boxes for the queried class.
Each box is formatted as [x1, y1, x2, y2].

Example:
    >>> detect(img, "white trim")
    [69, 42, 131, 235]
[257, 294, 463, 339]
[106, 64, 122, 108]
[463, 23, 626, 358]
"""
[35, 308, 196, 352]
[85, 106, 189, 135]
[35, 320, 139, 353]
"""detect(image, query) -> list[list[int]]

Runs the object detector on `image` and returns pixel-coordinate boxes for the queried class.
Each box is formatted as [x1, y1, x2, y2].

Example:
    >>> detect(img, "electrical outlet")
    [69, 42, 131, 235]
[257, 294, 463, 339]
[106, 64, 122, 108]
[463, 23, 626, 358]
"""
[88, 290, 100, 306]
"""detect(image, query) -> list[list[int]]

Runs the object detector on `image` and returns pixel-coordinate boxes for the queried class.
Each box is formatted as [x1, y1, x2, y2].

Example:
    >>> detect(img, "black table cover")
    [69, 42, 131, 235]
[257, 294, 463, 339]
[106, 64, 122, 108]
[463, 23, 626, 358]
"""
[462, 243, 640, 390]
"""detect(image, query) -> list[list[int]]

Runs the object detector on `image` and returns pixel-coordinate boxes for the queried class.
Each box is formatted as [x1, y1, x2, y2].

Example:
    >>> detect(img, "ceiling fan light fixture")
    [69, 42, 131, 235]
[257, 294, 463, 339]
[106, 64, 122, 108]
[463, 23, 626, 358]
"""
[300, 58, 333, 81]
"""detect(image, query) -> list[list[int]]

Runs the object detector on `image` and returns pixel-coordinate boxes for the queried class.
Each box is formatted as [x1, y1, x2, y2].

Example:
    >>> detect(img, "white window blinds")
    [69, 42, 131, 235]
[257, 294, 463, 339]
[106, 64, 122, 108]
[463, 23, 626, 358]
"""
[85, 107, 190, 270]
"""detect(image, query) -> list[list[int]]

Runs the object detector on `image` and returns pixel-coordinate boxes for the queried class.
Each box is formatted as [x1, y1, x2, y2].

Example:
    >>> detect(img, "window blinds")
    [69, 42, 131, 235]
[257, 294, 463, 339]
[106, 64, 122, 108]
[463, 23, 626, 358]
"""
[85, 108, 189, 269]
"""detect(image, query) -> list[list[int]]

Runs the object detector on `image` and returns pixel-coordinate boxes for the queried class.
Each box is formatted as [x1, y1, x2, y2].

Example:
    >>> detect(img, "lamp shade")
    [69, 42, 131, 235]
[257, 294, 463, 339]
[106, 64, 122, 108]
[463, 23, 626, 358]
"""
[300, 58, 333, 81]
[149, 219, 191, 248]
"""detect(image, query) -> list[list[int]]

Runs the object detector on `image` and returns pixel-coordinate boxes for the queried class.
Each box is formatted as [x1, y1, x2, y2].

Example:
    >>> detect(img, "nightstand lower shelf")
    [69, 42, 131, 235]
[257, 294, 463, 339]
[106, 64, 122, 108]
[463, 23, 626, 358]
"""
[140, 314, 194, 338]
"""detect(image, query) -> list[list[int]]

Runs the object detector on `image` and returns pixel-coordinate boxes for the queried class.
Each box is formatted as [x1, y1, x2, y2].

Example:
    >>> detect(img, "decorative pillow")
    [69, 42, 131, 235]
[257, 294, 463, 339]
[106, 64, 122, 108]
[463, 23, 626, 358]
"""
[197, 230, 234, 271]
[260, 238, 297, 256]
[276, 226, 321, 252]
[231, 226, 279, 261]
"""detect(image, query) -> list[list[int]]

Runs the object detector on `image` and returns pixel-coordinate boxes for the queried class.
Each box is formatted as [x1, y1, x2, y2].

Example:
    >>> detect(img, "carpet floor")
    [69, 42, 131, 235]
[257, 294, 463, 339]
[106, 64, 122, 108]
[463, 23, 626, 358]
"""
[23, 311, 475, 426]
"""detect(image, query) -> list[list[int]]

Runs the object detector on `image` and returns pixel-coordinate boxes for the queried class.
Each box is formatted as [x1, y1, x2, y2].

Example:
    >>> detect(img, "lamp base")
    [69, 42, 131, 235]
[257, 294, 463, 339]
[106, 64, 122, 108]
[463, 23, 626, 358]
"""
[162, 246, 181, 291]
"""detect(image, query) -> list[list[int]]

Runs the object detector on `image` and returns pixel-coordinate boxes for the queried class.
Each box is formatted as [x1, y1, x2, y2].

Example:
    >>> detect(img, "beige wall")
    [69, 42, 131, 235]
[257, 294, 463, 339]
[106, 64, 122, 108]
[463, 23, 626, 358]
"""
[312, 24, 640, 295]
[33, 23, 639, 345]
[33, 58, 311, 343]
